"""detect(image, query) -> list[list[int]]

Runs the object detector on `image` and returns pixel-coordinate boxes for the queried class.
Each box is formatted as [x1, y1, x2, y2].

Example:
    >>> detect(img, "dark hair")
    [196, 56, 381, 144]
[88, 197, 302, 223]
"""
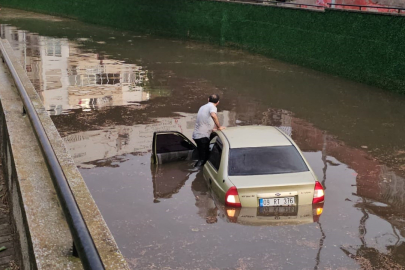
[209, 94, 220, 104]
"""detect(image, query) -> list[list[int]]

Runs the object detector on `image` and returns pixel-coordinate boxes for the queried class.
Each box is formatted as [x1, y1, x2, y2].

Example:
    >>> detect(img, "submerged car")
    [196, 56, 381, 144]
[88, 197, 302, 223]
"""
[151, 126, 324, 210]
[150, 161, 324, 226]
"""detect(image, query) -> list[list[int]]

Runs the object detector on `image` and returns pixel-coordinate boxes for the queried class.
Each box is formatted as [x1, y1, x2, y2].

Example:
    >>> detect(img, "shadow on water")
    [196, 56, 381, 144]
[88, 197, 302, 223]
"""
[1, 8, 405, 269]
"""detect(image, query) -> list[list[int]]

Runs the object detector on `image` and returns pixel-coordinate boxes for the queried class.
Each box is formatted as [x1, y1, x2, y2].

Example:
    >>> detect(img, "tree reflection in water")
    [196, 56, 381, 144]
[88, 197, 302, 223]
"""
[340, 197, 405, 268]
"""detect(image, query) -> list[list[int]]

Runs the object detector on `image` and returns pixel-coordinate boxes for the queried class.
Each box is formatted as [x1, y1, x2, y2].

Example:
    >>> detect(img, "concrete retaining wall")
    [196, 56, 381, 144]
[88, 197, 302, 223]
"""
[0, 53, 41, 270]
[0, 39, 130, 269]
[1, 0, 404, 93]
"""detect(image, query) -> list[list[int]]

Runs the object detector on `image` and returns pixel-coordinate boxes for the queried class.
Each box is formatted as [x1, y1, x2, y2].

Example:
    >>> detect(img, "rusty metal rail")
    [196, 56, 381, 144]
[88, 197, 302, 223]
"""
[267, 1, 324, 9]
[326, 2, 405, 13]
[216, 0, 405, 13]
[225, 0, 324, 9]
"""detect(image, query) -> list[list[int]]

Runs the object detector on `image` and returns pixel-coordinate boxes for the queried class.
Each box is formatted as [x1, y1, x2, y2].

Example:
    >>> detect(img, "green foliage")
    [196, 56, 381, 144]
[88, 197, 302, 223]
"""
[2, 0, 404, 93]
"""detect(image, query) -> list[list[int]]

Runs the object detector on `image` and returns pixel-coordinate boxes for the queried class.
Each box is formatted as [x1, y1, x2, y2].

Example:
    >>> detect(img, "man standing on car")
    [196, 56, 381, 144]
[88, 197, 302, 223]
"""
[192, 94, 225, 167]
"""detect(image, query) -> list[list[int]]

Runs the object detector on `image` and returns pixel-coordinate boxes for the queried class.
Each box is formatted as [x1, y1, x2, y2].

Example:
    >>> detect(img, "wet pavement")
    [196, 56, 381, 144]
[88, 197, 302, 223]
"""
[1, 8, 405, 269]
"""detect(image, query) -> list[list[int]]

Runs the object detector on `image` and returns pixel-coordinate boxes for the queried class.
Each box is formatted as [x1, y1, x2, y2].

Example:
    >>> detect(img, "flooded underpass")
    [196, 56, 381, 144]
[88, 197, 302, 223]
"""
[1, 8, 405, 269]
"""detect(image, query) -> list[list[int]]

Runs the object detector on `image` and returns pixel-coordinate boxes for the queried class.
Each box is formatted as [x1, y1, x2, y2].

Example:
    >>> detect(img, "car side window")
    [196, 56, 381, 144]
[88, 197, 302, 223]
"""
[209, 133, 218, 151]
[208, 139, 222, 171]
[155, 133, 195, 153]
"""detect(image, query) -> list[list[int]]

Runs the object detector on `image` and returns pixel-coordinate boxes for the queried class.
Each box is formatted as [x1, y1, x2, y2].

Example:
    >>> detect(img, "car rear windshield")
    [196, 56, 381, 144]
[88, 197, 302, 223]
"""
[228, 146, 309, 176]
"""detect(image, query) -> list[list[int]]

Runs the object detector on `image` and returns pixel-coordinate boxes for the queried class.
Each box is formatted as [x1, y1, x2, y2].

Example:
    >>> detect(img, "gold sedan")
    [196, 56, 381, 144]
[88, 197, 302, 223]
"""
[152, 126, 324, 210]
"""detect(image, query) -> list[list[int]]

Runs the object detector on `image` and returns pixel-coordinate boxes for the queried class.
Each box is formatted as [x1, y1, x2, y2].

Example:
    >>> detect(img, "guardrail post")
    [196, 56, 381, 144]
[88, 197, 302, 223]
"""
[73, 242, 79, 258]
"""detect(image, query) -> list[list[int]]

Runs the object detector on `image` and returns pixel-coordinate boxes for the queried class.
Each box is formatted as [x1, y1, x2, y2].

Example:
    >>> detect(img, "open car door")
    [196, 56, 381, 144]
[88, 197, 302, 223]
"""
[151, 131, 198, 164]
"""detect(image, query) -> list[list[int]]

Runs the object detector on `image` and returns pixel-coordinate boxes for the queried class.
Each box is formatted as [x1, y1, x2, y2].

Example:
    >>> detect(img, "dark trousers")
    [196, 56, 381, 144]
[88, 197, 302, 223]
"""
[194, 137, 210, 165]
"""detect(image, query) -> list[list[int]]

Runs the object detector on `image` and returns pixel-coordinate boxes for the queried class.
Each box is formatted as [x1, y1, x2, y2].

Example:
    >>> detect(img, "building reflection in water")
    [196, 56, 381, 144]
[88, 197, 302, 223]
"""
[0, 25, 150, 115]
[63, 112, 233, 168]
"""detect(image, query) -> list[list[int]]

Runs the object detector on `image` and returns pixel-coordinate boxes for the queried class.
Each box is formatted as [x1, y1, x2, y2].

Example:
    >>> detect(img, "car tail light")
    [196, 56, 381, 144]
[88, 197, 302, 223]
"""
[225, 186, 241, 207]
[313, 181, 325, 204]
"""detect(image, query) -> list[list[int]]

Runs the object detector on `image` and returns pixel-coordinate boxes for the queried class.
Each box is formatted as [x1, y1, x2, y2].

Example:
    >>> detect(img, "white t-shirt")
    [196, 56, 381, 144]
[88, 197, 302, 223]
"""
[192, 102, 217, 140]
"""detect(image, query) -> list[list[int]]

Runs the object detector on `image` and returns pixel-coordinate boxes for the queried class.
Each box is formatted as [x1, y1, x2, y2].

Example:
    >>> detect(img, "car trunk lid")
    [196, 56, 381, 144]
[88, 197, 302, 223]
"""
[228, 171, 316, 207]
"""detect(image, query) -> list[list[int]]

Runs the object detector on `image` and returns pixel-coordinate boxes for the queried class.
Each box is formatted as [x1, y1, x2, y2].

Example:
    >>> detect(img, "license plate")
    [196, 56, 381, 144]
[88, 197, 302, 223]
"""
[259, 197, 295, 207]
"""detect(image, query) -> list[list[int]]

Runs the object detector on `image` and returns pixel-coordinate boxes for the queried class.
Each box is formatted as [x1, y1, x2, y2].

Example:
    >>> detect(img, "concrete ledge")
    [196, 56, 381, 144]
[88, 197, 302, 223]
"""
[0, 43, 81, 269]
[0, 38, 130, 269]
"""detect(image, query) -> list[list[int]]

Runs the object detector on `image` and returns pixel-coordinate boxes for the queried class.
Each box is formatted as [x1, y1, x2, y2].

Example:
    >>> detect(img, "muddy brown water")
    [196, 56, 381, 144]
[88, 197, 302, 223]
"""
[1, 8, 405, 269]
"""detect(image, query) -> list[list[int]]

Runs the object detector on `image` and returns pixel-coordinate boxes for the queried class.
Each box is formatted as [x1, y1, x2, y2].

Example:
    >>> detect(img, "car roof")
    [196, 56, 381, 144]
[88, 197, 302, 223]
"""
[219, 126, 292, 149]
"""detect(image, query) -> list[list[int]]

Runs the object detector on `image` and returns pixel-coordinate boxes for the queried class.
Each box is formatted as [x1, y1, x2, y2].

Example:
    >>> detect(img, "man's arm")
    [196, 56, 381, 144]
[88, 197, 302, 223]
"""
[210, 112, 225, 130]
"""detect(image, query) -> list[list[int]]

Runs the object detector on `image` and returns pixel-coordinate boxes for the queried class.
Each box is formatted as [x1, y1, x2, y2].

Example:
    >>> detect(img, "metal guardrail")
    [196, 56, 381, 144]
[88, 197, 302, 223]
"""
[327, 3, 405, 13]
[227, 0, 324, 9]
[267, 1, 324, 9]
[0, 39, 105, 270]
[220, 0, 405, 13]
